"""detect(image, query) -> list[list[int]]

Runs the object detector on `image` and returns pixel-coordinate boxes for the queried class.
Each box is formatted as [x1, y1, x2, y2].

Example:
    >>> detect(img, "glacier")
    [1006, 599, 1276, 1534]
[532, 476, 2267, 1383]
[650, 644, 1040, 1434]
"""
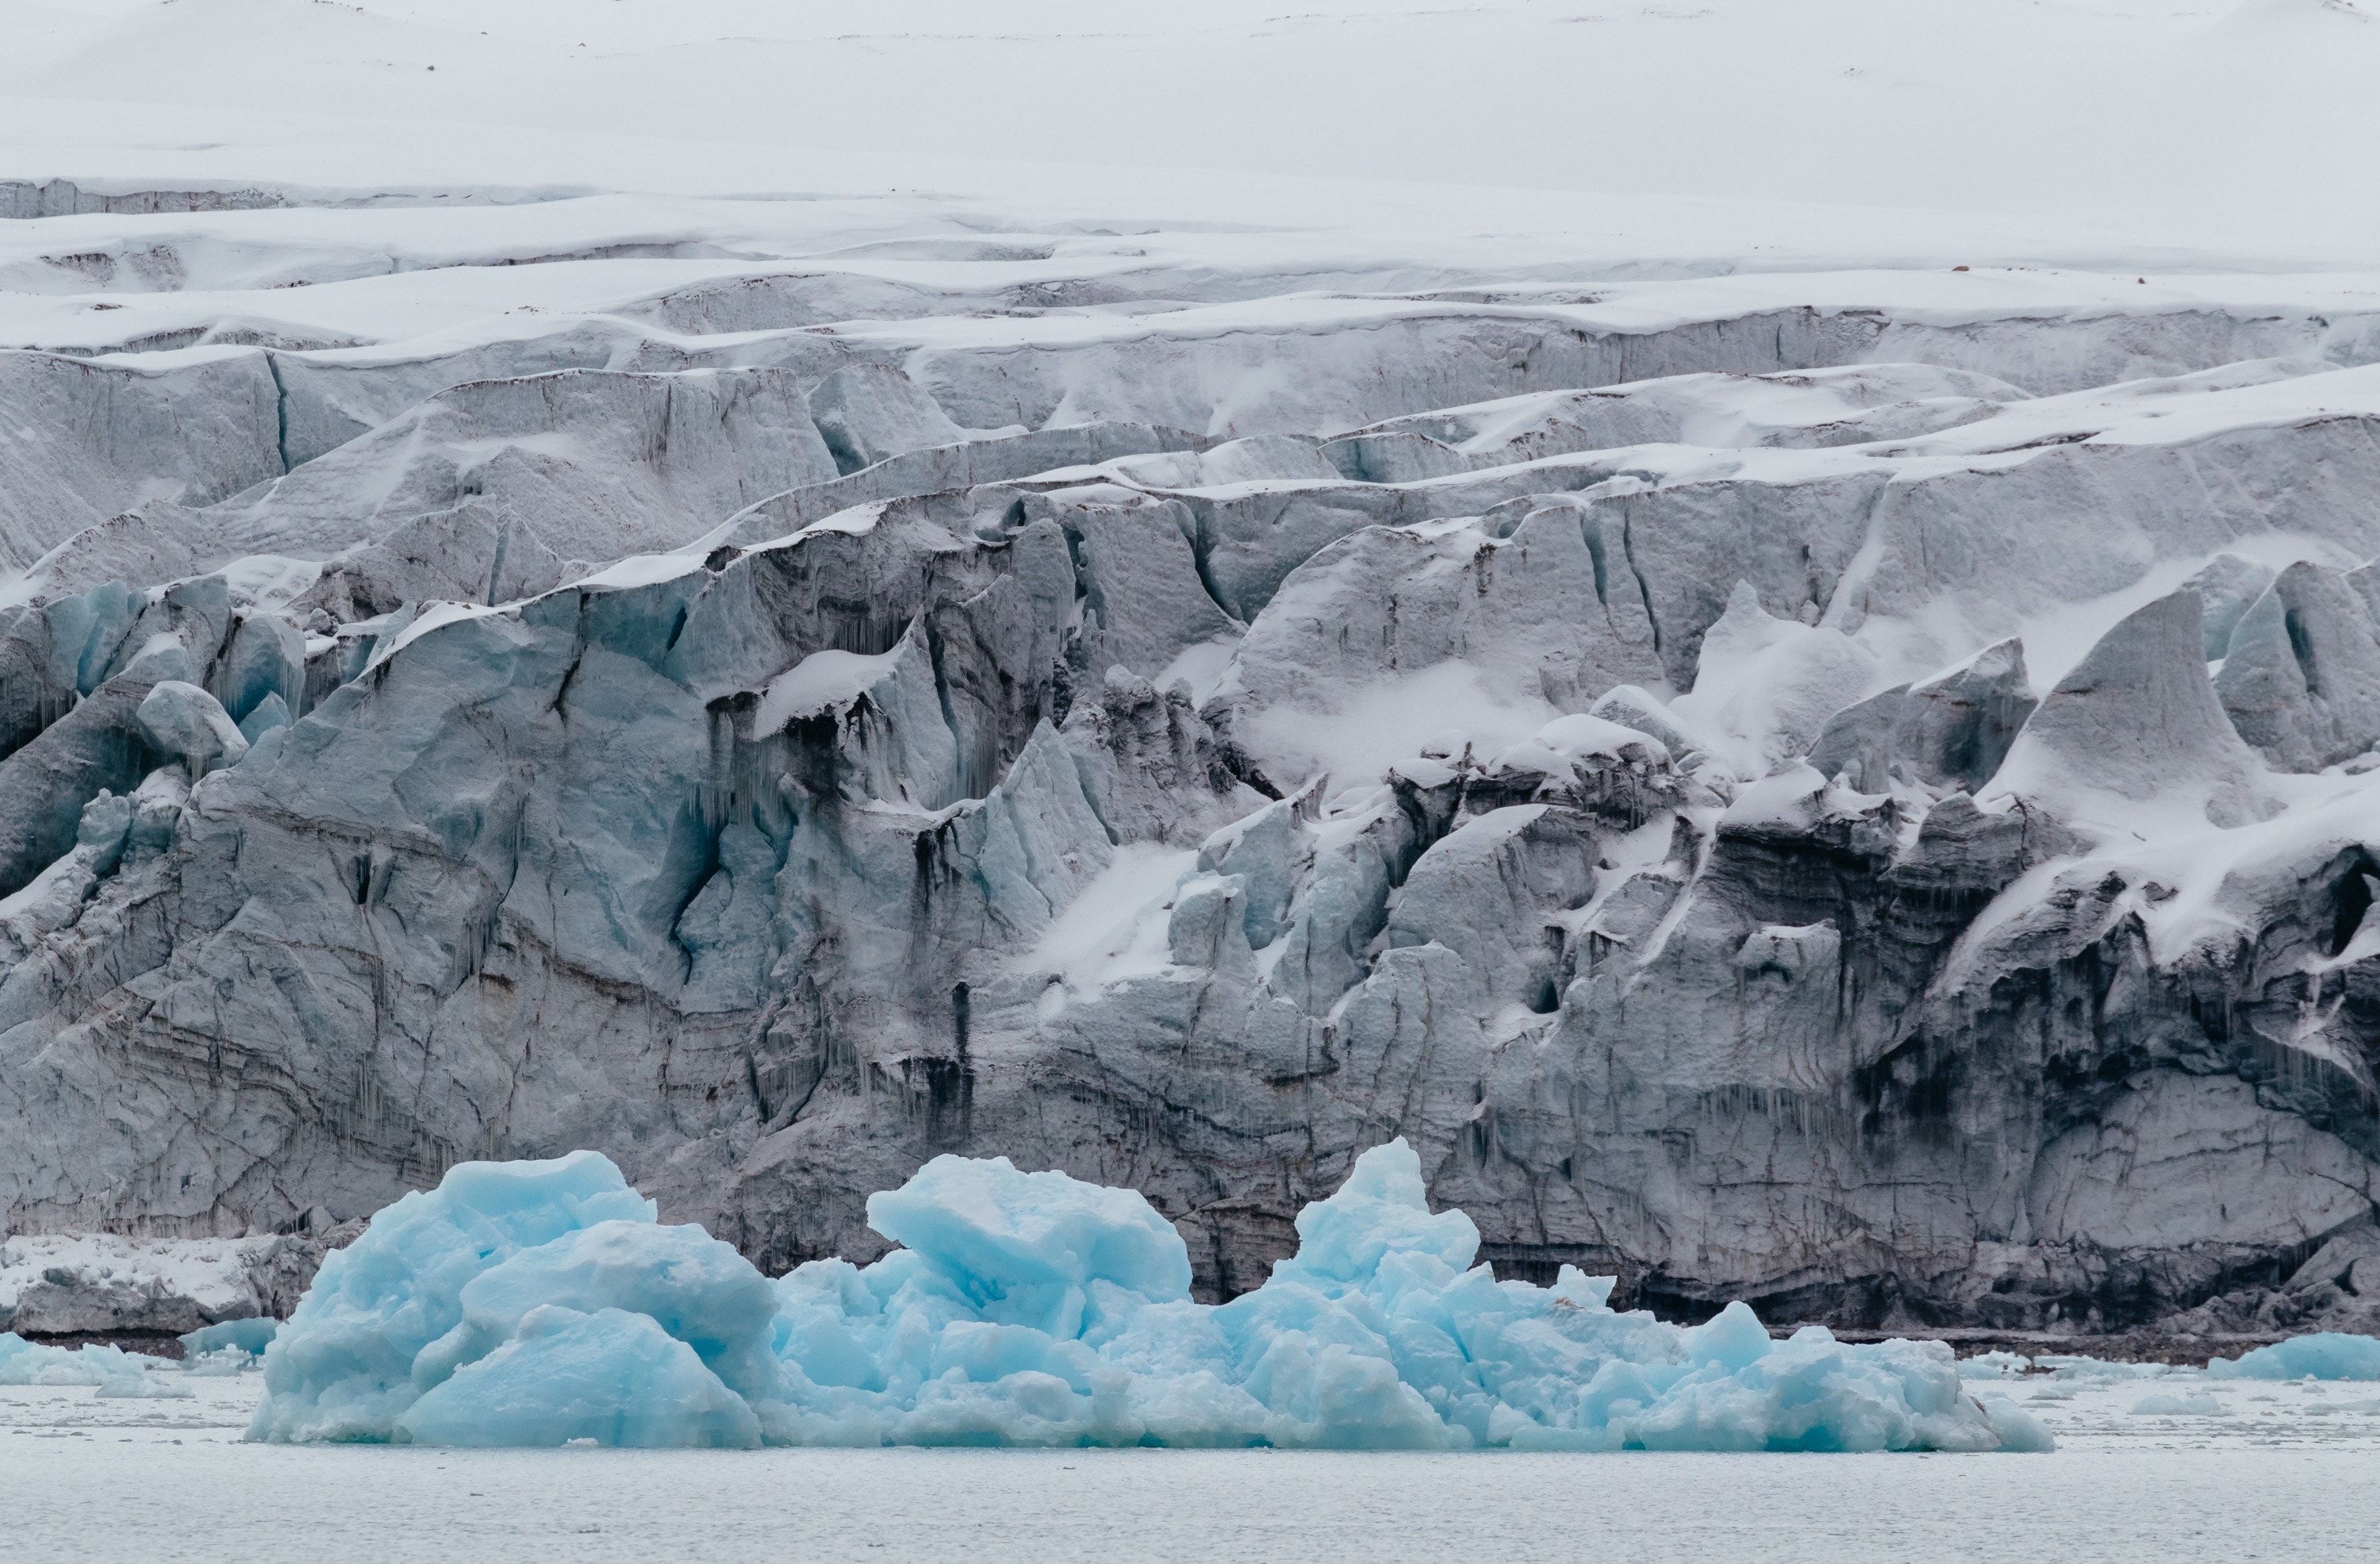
[2, 0, 2380, 1356]
[250, 1144, 2050, 1452]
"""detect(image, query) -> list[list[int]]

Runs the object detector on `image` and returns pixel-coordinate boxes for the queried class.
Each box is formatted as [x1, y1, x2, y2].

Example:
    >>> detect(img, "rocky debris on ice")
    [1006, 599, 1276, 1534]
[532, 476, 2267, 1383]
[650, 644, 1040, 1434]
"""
[2167, 1220, 2380, 1339]
[251, 1147, 2052, 1452]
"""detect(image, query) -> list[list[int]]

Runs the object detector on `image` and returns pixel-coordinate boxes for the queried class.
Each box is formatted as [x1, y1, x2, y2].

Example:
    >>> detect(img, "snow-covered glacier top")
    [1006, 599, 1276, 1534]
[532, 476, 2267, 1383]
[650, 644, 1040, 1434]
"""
[5, 0, 2380, 265]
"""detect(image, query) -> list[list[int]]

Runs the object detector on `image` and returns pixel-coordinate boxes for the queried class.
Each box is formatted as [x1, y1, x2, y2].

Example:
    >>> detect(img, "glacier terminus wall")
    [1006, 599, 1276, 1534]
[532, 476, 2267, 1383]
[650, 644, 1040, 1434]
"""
[6, 0, 2380, 1344]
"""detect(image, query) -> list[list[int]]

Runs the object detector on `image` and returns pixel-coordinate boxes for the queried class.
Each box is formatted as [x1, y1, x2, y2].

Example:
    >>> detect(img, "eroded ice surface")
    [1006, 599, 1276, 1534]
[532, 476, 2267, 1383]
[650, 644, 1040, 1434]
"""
[251, 1143, 2048, 1453]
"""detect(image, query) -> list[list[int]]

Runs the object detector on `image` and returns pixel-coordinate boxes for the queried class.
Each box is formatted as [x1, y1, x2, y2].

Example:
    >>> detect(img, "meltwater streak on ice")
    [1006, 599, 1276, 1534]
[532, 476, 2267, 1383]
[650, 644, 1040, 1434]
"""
[248, 1141, 2050, 1453]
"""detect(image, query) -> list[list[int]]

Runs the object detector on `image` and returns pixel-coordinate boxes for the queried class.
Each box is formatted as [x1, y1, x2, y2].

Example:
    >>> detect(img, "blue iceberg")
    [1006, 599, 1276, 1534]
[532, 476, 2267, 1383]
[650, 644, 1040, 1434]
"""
[2206, 1332, 2380, 1381]
[251, 1140, 2052, 1452]
[180, 1318, 280, 1376]
[180, 1318, 280, 1361]
[1, 1332, 189, 1396]
[247, 1150, 778, 1443]
[1, 1332, 129, 1386]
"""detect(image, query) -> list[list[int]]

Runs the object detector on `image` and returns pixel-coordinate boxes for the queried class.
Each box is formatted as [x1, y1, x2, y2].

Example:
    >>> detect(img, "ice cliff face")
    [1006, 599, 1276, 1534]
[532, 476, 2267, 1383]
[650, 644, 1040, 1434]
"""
[7, 177, 2380, 1339]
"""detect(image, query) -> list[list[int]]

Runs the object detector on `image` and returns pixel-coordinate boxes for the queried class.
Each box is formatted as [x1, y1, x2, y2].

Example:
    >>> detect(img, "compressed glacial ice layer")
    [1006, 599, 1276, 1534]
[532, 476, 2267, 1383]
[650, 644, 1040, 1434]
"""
[251, 1144, 2052, 1453]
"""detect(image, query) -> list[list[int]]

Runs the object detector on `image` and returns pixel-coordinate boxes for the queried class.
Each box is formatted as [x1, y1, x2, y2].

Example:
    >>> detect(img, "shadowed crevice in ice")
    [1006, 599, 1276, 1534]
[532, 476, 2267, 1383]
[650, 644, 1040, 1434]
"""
[248, 1143, 2051, 1453]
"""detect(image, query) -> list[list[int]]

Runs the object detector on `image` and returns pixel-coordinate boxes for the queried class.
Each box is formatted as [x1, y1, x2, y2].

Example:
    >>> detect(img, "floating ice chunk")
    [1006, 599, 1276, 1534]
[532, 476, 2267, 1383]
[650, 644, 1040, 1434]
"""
[397, 1306, 762, 1450]
[96, 1367, 194, 1399]
[1, 1332, 189, 1395]
[1265, 1137, 1481, 1286]
[179, 1317, 278, 1364]
[2033, 1354, 2175, 1381]
[2208, 1332, 2380, 1381]
[1974, 1396, 2056, 1452]
[1, 1332, 128, 1385]
[1619, 1322, 1996, 1454]
[1958, 1350, 2031, 1381]
[779, 1140, 2037, 1452]
[2129, 1391, 2223, 1416]
[259, 1140, 2054, 1451]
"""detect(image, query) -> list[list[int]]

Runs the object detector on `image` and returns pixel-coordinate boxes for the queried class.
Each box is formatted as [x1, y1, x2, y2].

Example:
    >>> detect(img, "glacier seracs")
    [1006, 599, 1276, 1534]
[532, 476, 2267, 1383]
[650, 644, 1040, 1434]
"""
[5, 1, 2380, 1350]
[251, 1143, 2050, 1453]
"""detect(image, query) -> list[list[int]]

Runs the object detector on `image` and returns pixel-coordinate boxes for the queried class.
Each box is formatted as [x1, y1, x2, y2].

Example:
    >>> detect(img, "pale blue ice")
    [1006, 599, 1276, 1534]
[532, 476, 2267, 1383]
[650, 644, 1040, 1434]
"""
[2208, 1333, 2380, 1381]
[180, 1319, 280, 1360]
[178, 1318, 280, 1376]
[250, 1140, 2058, 1452]
[0, 1332, 191, 1396]
[1, 1332, 129, 1385]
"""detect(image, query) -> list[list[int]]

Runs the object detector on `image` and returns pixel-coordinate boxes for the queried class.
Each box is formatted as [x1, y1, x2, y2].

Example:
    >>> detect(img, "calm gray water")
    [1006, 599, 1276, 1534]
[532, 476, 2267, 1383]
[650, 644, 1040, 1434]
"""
[6, 1378, 2374, 1562]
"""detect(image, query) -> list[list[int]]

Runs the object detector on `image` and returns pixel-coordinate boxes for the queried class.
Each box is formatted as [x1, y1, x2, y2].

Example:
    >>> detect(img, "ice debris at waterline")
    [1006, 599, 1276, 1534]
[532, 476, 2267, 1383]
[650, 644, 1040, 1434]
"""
[249, 1143, 2050, 1453]
[0, 1332, 193, 1397]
